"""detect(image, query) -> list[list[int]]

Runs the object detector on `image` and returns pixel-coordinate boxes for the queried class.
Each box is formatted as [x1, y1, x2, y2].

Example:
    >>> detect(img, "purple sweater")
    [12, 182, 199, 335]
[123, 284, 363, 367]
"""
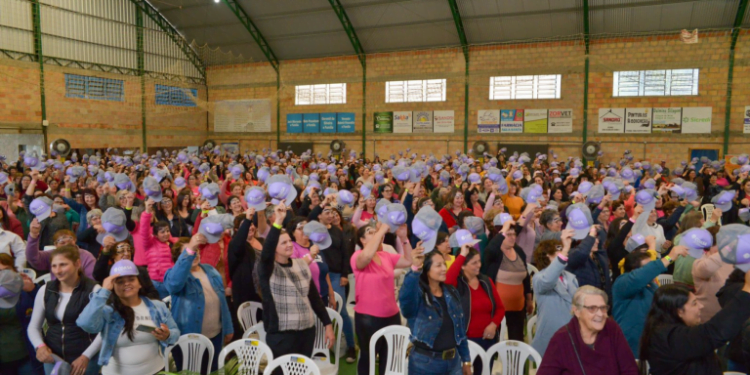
[26, 235, 96, 280]
[538, 317, 638, 375]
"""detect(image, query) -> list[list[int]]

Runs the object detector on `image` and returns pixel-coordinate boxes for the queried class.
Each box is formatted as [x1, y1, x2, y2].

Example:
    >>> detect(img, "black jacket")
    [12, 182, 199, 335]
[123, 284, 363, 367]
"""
[454, 266, 499, 338]
[308, 205, 351, 276]
[607, 220, 633, 281]
[646, 289, 750, 375]
[566, 230, 612, 301]
[43, 277, 98, 363]
[482, 233, 531, 301]
[228, 218, 262, 306]
[716, 269, 750, 369]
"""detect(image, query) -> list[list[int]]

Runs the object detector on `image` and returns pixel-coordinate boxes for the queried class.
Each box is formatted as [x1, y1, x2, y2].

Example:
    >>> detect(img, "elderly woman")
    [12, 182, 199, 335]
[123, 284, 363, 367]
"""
[537, 286, 638, 375]
[531, 233, 579, 357]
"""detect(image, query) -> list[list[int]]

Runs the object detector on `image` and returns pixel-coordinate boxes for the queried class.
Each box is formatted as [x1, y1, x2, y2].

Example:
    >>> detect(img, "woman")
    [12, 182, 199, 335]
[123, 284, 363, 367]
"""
[164, 233, 233, 372]
[92, 237, 158, 299]
[549, 187, 565, 205]
[531, 234, 579, 357]
[399, 250, 471, 375]
[439, 189, 470, 232]
[465, 187, 485, 219]
[257, 202, 334, 358]
[716, 269, 750, 372]
[352, 222, 413, 375]
[673, 211, 718, 289]
[226, 195, 245, 217]
[175, 190, 194, 230]
[287, 217, 334, 308]
[155, 197, 190, 238]
[501, 180, 524, 219]
[692, 226, 733, 321]
[484, 222, 532, 341]
[611, 201, 626, 221]
[352, 194, 377, 227]
[639, 277, 750, 375]
[139, 199, 175, 298]
[613, 240, 688, 358]
[76, 260, 179, 375]
[27, 245, 102, 375]
[228, 208, 263, 312]
[537, 286, 638, 375]
[446, 244, 505, 370]
[0, 204, 24, 238]
[0, 254, 41, 375]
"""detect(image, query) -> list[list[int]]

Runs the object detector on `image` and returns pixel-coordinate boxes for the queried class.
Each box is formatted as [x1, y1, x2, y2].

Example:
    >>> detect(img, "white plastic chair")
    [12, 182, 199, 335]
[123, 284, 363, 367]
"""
[162, 295, 171, 309]
[526, 315, 537, 344]
[468, 340, 489, 375]
[486, 340, 542, 375]
[369, 325, 410, 375]
[218, 338, 273, 375]
[311, 308, 342, 375]
[243, 323, 267, 342]
[657, 274, 673, 286]
[499, 317, 508, 341]
[35, 273, 51, 285]
[164, 333, 215, 374]
[333, 292, 343, 314]
[701, 204, 721, 225]
[263, 354, 321, 375]
[724, 372, 746, 375]
[19, 268, 36, 280]
[238, 301, 264, 331]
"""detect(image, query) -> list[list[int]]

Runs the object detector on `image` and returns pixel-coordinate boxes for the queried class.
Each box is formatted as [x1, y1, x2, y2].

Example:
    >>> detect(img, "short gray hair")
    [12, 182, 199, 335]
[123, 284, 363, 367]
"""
[86, 209, 102, 223]
[572, 285, 608, 312]
[264, 205, 275, 219]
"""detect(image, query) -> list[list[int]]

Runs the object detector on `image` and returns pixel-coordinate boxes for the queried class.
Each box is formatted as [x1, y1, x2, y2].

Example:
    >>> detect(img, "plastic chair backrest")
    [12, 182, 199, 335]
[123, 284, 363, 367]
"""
[238, 301, 263, 331]
[526, 315, 538, 344]
[311, 307, 342, 371]
[701, 204, 721, 225]
[162, 295, 171, 309]
[164, 333, 215, 374]
[334, 292, 343, 314]
[468, 340, 489, 375]
[35, 273, 51, 285]
[369, 325, 410, 375]
[262, 354, 321, 375]
[499, 316, 508, 341]
[657, 274, 673, 286]
[19, 268, 36, 280]
[243, 323, 267, 342]
[486, 340, 542, 375]
[218, 338, 273, 375]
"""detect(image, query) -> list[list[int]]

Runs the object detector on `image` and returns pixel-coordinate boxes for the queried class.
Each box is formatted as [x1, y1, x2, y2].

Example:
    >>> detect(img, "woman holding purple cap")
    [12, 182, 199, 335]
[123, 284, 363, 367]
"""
[77, 259, 179, 375]
[439, 189, 470, 233]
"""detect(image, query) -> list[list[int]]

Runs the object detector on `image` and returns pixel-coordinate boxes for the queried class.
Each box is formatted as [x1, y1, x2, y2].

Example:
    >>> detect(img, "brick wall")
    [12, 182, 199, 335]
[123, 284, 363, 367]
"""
[2, 32, 750, 162]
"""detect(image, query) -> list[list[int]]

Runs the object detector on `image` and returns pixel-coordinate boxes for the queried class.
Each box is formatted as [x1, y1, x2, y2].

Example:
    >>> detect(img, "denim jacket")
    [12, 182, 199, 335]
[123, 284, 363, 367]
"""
[163, 249, 234, 340]
[76, 288, 179, 366]
[398, 270, 470, 362]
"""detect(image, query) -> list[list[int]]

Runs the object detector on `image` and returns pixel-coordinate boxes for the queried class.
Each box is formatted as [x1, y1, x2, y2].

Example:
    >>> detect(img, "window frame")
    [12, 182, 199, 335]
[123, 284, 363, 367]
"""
[155, 84, 198, 107]
[612, 69, 700, 97]
[294, 83, 347, 106]
[385, 79, 447, 103]
[65, 74, 124, 102]
[488, 74, 562, 100]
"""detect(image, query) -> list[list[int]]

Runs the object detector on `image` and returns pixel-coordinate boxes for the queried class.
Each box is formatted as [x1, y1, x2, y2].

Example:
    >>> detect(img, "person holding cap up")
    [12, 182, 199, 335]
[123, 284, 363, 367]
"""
[139, 199, 175, 299]
[76, 259, 179, 375]
[258, 200, 335, 359]
[164, 232, 233, 372]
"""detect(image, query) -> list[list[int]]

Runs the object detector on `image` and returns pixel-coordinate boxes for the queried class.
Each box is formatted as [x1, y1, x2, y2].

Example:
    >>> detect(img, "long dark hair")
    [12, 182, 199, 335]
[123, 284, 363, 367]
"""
[0, 205, 10, 230]
[418, 250, 446, 306]
[109, 279, 149, 341]
[604, 217, 627, 250]
[638, 285, 692, 375]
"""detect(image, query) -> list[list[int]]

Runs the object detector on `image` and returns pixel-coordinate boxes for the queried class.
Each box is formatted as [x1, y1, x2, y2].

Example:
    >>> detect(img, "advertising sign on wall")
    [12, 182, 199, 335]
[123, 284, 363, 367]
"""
[393, 111, 413, 133]
[413, 111, 433, 133]
[337, 113, 355, 133]
[598, 108, 625, 133]
[524, 109, 548, 133]
[681, 107, 712, 134]
[477, 110, 500, 133]
[373, 112, 393, 133]
[303, 113, 320, 133]
[287, 113, 303, 133]
[651, 107, 682, 133]
[320, 113, 337, 133]
[500, 109, 524, 133]
[625, 108, 652, 133]
[433, 110, 455, 133]
[745, 106, 750, 134]
[547, 109, 573, 133]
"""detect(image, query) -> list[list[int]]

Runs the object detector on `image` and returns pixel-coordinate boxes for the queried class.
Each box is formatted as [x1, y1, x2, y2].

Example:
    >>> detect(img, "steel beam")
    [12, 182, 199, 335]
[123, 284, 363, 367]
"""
[31, 0, 47, 146]
[724, 0, 749, 155]
[582, 0, 590, 149]
[447, 0, 470, 153]
[137, 7, 147, 151]
[221, 0, 279, 72]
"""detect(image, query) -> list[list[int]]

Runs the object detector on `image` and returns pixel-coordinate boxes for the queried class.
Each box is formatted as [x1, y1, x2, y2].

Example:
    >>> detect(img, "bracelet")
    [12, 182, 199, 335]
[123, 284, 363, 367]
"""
[664, 255, 673, 264]
[272, 222, 283, 229]
[463, 362, 472, 367]
[201, 210, 210, 214]
[37, 343, 47, 349]
[411, 265, 421, 272]
[185, 248, 195, 255]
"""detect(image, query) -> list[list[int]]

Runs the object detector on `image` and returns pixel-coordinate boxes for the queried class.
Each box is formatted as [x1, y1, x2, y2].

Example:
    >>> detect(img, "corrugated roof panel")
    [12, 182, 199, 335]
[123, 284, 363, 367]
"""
[255, 11, 343, 38]
[159, 5, 240, 31]
[455, 0, 501, 18]
[660, 3, 696, 30]
[688, 0, 737, 28]
[272, 32, 356, 60]
[237, 0, 333, 17]
[346, 0, 453, 29]
[358, 21, 460, 52]
[501, 14, 553, 40]
[629, 5, 663, 32]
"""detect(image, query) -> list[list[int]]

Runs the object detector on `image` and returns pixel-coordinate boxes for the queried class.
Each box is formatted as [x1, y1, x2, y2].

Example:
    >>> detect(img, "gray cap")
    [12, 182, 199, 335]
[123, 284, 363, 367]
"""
[493, 212, 513, 227]
[382, 203, 407, 233]
[303, 221, 332, 250]
[142, 176, 162, 203]
[0, 269, 22, 308]
[718, 224, 750, 272]
[565, 203, 594, 240]
[244, 186, 267, 211]
[199, 182, 221, 207]
[96, 207, 129, 244]
[464, 216, 485, 236]
[586, 184, 606, 205]
[375, 199, 390, 223]
[266, 175, 297, 205]
[199, 213, 234, 244]
[114, 173, 135, 192]
[412, 206, 444, 253]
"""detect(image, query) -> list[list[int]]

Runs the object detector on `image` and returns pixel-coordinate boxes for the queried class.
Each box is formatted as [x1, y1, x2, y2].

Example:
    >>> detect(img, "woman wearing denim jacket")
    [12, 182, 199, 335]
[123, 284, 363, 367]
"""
[76, 259, 179, 375]
[163, 233, 234, 373]
[399, 250, 472, 375]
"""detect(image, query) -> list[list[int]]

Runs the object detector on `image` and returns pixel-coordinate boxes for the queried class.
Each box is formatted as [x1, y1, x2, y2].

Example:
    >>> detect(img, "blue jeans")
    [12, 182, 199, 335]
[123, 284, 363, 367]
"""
[329, 272, 355, 348]
[408, 351, 462, 375]
[43, 354, 100, 375]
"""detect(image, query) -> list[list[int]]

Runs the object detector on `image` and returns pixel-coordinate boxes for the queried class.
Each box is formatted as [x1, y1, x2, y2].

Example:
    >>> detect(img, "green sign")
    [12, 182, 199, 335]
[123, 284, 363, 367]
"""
[374, 112, 393, 133]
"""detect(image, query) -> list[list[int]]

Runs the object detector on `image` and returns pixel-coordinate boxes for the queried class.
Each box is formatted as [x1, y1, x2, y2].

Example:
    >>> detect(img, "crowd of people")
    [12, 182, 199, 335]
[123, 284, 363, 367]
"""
[0, 146, 750, 375]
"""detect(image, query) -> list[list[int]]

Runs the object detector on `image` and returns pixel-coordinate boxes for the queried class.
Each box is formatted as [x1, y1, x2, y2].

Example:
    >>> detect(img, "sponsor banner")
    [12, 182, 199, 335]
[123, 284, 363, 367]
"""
[598, 108, 625, 133]
[524, 109, 548, 134]
[681, 107, 712, 134]
[652, 107, 682, 133]
[625, 108, 652, 133]
[320, 113, 337, 133]
[303, 113, 320, 133]
[393, 111, 413, 133]
[548, 109, 573, 133]
[478, 109, 500, 133]
[745, 106, 750, 134]
[433, 110, 455, 133]
[500, 109, 524, 133]
[287, 113, 303, 133]
[413, 111, 433, 133]
[337, 113, 355, 133]
[373, 112, 393, 133]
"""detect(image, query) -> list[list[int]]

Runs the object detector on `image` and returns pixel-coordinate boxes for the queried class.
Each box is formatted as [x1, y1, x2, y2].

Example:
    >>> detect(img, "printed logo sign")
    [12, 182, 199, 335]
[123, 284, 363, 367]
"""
[625, 108, 651, 133]
[598, 108, 625, 133]
[745, 106, 750, 134]
[500, 109, 523, 133]
[524, 109, 548, 134]
[393, 111, 412, 133]
[287, 114, 303, 133]
[337, 113, 355, 133]
[548, 109, 573, 133]
[373, 112, 393, 133]
[652, 108, 682, 133]
[478, 110, 500, 133]
[681, 107, 712, 134]
[413, 111, 433, 133]
[320, 113, 337, 133]
[433, 110, 455, 133]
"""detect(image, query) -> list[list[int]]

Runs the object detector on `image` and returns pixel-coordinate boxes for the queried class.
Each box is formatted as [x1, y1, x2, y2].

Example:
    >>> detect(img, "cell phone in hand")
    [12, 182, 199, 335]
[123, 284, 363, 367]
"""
[135, 324, 157, 333]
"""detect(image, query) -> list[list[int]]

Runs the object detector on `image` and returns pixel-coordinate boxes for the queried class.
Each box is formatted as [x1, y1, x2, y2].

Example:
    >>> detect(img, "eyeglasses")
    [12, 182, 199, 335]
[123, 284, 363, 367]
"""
[115, 246, 132, 255]
[383, 189, 393, 193]
[580, 305, 608, 314]
[551, 217, 562, 223]
[55, 236, 74, 244]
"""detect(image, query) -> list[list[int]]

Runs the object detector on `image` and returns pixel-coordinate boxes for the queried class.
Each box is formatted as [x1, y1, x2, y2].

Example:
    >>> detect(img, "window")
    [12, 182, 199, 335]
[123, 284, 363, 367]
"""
[613, 69, 699, 97]
[489, 75, 561, 100]
[295, 83, 347, 105]
[385, 79, 446, 103]
[155, 85, 197, 107]
[65, 74, 124, 102]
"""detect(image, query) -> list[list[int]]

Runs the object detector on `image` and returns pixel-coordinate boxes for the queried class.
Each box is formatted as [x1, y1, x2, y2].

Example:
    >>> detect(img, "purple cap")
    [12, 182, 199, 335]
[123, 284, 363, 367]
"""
[245, 186, 267, 211]
[635, 189, 657, 212]
[567, 208, 591, 240]
[620, 167, 634, 182]
[199, 182, 220, 206]
[30, 197, 53, 221]
[0, 172, 7, 185]
[199, 214, 234, 244]
[569, 168, 580, 177]
[712, 190, 735, 212]
[266, 175, 296, 205]
[383, 203, 407, 233]
[577, 181, 593, 196]
[512, 170, 523, 180]
[110, 260, 139, 277]
[142, 177, 162, 203]
[393, 167, 410, 182]
[718, 224, 750, 272]
[468, 173, 481, 184]
[669, 185, 686, 199]
[626, 233, 646, 252]
[174, 177, 186, 189]
[257, 168, 270, 183]
[338, 190, 354, 206]
[412, 207, 443, 253]
[681, 228, 713, 258]
[360, 183, 374, 198]
[449, 229, 480, 248]
[303, 221, 332, 250]
[493, 212, 513, 227]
